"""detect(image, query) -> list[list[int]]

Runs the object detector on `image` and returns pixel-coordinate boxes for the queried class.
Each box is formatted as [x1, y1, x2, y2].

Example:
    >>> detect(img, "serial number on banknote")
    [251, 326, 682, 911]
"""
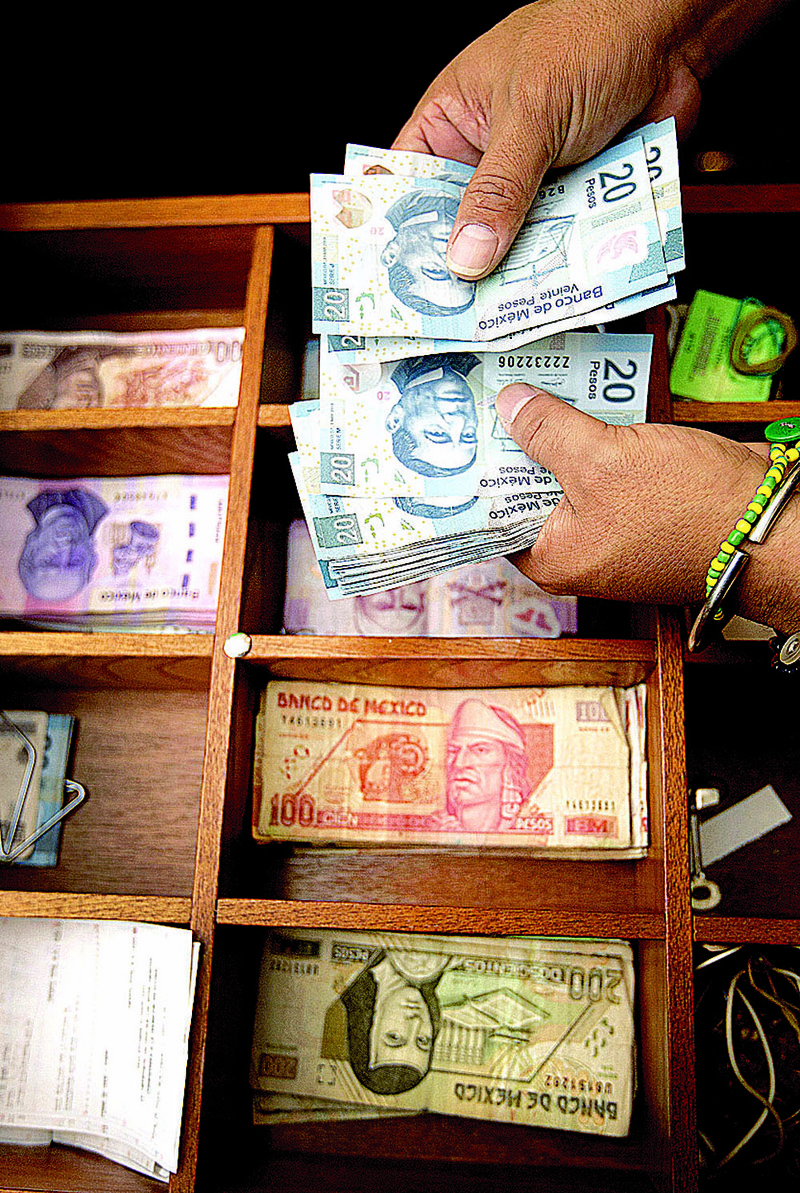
[543, 1076, 615, 1094]
[280, 713, 347, 731]
[496, 354, 571, 369]
[564, 799, 617, 812]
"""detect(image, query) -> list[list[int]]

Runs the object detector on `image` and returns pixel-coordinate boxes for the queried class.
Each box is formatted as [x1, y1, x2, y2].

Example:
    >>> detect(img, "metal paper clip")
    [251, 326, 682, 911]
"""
[0, 710, 87, 864]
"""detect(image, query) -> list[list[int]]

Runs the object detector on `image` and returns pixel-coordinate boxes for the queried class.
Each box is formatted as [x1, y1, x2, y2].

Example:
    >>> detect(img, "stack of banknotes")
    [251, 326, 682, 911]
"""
[282, 518, 578, 637]
[1, 710, 76, 866]
[251, 929, 635, 1137]
[252, 680, 647, 857]
[295, 121, 682, 598]
[0, 474, 229, 632]
[0, 328, 245, 409]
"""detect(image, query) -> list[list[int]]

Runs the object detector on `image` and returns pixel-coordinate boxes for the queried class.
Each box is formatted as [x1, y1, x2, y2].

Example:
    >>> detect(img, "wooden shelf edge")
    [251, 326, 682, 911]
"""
[0, 193, 311, 232]
[0, 408, 237, 432]
[258, 404, 291, 429]
[260, 1119, 654, 1175]
[216, 898, 665, 939]
[0, 631, 214, 659]
[694, 915, 800, 945]
[0, 892, 192, 923]
[239, 635, 657, 663]
[671, 399, 799, 424]
[682, 183, 800, 214]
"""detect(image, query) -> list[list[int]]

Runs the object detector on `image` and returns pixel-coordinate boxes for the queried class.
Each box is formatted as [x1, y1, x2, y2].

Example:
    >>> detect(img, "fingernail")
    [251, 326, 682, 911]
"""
[447, 223, 499, 277]
[495, 384, 545, 427]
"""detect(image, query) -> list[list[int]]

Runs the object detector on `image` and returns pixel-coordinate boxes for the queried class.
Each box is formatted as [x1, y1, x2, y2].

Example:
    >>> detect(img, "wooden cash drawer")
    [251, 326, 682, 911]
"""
[0, 194, 696, 1193]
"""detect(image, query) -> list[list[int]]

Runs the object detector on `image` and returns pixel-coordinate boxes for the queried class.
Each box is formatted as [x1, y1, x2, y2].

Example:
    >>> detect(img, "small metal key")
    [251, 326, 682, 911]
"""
[689, 804, 722, 912]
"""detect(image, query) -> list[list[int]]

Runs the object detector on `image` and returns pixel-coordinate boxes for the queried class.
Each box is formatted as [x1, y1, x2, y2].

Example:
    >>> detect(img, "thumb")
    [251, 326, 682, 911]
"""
[495, 383, 615, 484]
[446, 116, 552, 280]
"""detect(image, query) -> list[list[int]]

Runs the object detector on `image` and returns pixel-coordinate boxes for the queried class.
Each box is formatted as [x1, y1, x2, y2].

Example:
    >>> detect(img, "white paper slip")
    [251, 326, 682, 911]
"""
[0, 918, 200, 1180]
[700, 783, 792, 866]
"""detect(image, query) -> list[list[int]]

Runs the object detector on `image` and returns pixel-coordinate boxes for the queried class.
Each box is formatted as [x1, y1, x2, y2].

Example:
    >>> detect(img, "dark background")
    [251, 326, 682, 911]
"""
[4, 3, 799, 204]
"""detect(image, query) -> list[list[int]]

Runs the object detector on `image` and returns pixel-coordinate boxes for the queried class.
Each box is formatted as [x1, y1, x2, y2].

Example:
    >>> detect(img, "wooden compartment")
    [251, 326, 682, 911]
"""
[0, 642, 210, 902]
[199, 926, 673, 1193]
[685, 658, 800, 934]
[1, 221, 257, 328]
[659, 185, 800, 435]
[216, 642, 664, 926]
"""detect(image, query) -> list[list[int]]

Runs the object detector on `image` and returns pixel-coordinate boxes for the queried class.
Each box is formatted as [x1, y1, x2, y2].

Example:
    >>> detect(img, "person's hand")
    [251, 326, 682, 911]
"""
[495, 384, 800, 633]
[393, 0, 785, 280]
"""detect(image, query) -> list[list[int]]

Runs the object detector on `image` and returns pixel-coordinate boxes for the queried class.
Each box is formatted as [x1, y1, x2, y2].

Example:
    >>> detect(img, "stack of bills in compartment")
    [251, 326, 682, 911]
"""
[251, 928, 635, 1137]
[0, 328, 245, 410]
[282, 517, 578, 637]
[294, 122, 682, 598]
[0, 474, 229, 632]
[253, 679, 647, 858]
[0, 918, 199, 1180]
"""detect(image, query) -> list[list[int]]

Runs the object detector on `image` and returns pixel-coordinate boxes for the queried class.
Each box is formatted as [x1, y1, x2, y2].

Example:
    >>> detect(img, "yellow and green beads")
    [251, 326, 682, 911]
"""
[705, 437, 800, 596]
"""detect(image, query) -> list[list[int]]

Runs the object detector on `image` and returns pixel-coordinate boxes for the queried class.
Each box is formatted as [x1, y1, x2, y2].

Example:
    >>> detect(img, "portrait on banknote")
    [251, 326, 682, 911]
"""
[441, 697, 533, 833]
[320, 946, 450, 1095]
[18, 488, 108, 602]
[384, 353, 481, 479]
[379, 190, 475, 318]
[15, 347, 105, 410]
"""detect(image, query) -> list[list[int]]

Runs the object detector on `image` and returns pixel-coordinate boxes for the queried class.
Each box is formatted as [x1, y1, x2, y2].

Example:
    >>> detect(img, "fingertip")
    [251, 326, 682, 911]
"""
[447, 223, 500, 279]
[495, 383, 549, 429]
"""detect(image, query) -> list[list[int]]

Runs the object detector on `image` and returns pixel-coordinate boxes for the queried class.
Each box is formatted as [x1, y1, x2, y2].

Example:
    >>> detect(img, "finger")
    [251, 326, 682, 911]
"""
[494, 383, 615, 484]
[392, 109, 484, 167]
[446, 113, 554, 280]
[391, 118, 434, 155]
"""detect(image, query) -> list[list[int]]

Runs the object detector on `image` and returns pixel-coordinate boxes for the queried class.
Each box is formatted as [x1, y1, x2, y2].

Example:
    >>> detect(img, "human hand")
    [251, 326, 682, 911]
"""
[393, 0, 785, 280]
[495, 384, 800, 632]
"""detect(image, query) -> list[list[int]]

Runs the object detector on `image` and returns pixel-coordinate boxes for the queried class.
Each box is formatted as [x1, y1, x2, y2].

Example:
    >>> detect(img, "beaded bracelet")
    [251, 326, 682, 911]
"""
[688, 417, 800, 657]
[704, 435, 800, 597]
